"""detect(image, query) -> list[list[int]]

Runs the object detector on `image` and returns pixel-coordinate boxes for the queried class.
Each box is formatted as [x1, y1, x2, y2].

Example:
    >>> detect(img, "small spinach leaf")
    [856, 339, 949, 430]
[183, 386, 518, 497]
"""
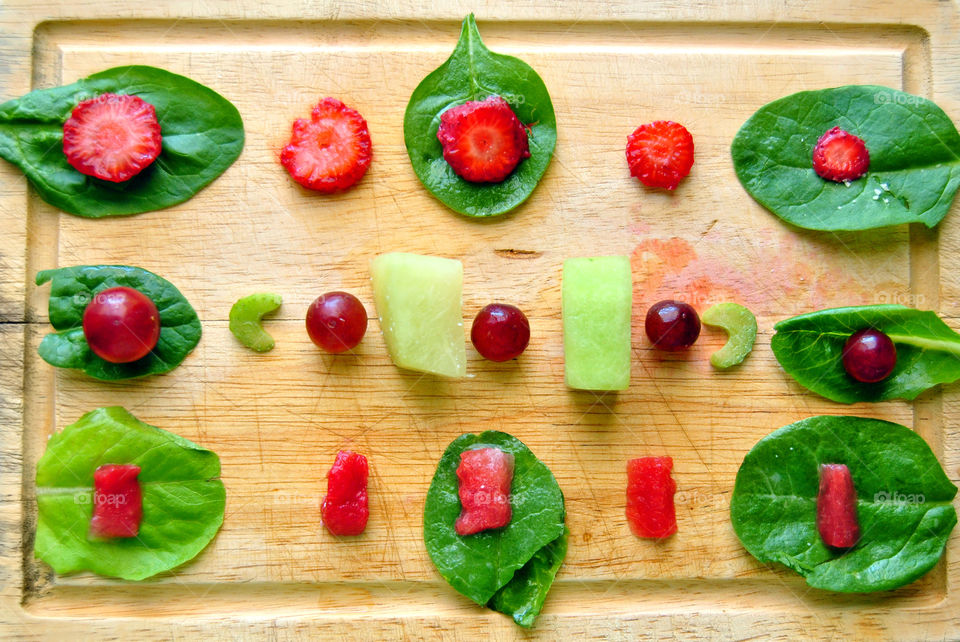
[35, 406, 225, 581]
[771, 304, 960, 403]
[0, 65, 244, 217]
[424, 431, 566, 627]
[731, 85, 960, 231]
[730, 415, 956, 592]
[403, 15, 557, 217]
[36, 265, 201, 380]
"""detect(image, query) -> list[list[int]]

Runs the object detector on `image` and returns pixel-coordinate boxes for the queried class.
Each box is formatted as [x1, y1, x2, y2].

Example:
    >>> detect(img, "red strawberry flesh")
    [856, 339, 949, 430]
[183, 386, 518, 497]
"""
[280, 98, 372, 193]
[89, 464, 142, 539]
[626, 456, 677, 538]
[321, 450, 369, 536]
[625, 121, 694, 190]
[817, 463, 860, 548]
[63, 93, 162, 183]
[455, 447, 514, 536]
[812, 126, 870, 182]
[437, 95, 530, 183]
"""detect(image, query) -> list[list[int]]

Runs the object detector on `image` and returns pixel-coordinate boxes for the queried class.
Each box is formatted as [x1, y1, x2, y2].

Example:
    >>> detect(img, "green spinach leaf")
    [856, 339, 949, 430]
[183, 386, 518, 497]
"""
[730, 415, 956, 592]
[731, 85, 960, 231]
[36, 265, 202, 380]
[35, 406, 225, 581]
[403, 15, 556, 218]
[424, 431, 566, 627]
[0, 65, 244, 217]
[771, 304, 960, 403]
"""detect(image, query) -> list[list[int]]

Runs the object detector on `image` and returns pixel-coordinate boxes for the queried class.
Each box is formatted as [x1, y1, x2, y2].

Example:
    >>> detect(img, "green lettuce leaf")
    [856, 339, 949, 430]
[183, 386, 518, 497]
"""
[36, 265, 202, 380]
[0, 65, 243, 217]
[35, 407, 225, 580]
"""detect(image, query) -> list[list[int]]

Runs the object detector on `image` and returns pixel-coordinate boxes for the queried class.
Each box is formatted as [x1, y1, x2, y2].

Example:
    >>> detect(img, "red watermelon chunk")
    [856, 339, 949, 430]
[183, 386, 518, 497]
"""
[455, 447, 514, 536]
[321, 450, 369, 536]
[89, 464, 142, 539]
[626, 456, 677, 539]
[817, 463, 860, 548]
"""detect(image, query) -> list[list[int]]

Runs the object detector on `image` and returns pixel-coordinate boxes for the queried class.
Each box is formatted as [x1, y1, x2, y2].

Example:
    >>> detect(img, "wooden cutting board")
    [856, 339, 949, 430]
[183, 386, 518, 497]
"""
[2, 1, 959, 638]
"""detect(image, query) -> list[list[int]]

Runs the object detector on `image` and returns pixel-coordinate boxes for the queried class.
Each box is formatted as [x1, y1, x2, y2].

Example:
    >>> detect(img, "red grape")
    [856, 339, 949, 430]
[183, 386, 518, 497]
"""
[82, 286, 161, 363]
[645, 300, 700, 350]
[306, 291, 368, 353]
[842, 328, 896, 383]
[471, 303, 530, 362]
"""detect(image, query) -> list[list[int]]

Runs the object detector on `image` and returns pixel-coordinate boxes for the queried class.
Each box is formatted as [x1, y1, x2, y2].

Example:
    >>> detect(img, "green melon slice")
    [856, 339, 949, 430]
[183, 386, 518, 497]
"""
[370, 252, 466, 378]
[562, 256, 633, 391]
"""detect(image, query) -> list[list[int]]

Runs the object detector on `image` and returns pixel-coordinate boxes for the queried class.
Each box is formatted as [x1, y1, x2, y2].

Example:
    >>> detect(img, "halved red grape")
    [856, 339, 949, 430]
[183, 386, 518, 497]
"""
[842, 328, 896, 383]
[82, 286, 161, 363]
[645, 300, 700, 350]
[306, 291, 368, 353]
[471, 303, 530, 362]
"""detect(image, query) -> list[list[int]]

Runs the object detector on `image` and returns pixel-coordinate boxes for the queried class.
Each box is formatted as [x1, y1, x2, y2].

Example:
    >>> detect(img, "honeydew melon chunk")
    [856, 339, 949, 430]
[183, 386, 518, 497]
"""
[370, 252, 466, 378]
[562, 256, 632, 390]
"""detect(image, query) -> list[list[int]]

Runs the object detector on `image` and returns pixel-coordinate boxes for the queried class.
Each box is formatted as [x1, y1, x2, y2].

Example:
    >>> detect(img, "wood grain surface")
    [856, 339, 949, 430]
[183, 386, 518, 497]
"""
[1, 1, 959, 639]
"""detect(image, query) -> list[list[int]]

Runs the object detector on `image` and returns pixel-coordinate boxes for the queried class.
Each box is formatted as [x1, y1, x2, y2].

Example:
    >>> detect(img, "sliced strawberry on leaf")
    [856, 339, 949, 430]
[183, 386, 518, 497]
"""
[437, 95, 530, 183]
[817, 463, 860, 548]
[280, 97, 372, 193]
[62, 93, 162, 183]
[812, 126, 870, 182]
[626, 121, 694, 190]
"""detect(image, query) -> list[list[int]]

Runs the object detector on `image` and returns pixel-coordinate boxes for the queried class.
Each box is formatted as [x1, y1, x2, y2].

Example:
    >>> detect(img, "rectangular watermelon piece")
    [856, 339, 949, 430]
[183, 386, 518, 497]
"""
[89, 464, 142, 539]
[626, 456, 677, 539]
[370, 252, 467, 378]
[562, 256, 633, 390]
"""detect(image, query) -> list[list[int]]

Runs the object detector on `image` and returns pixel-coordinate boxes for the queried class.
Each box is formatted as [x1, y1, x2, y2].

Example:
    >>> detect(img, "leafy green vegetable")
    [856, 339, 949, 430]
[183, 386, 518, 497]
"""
[229, 292, 282, 352]
[424, 431, 566, 627]
[701, 302, 757, 369]
[403, 14, 556, 218]
[771, 304, 960, 403]
[36, 265, 201, 380]
[730, 415, 956, 592]
[35, 406, 225, 580]
[731, 85, 960, 231]
[0, 65, 244, 217]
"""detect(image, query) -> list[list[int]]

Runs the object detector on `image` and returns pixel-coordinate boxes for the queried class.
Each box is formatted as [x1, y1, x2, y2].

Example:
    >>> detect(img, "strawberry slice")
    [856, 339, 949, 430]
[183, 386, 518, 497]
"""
[817, 463, 860, 548]
[436, 96, 530, 183]
[62, 93, 162, 183]
[812, 126, 870, 182]
[625, 121, 694, 190]
[280, 98, 372, 193]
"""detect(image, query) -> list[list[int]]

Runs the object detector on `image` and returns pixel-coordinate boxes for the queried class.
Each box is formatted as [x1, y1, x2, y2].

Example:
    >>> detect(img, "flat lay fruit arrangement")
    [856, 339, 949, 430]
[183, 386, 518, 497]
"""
[3, 3, 960, 639]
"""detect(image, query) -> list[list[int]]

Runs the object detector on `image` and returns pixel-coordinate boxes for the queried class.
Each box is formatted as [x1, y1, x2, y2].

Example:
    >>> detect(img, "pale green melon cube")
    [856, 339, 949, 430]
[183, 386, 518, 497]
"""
[370, 253, 466, 378]
[562, 256, 633, 390]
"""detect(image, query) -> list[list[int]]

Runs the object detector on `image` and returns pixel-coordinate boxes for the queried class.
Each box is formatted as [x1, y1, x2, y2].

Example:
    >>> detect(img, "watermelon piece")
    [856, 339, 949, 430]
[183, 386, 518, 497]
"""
[321, 450, 369, 536]
[455, 447, 515, 536]
[89, 464, 142, 539]
[370, 252, 466, 378]
[626, 456, 677, 539]
[562, 256, 632, 390]
[817, 463, 860, 548]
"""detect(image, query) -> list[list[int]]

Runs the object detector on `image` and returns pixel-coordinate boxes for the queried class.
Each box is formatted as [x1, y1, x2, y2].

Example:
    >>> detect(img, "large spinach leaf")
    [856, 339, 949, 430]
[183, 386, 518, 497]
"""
[403, 15, 556, 218]
[730, 415, 956, 592]
[731, 85, 960, 231]
[424, 431, 566, 627]
[36, 265, 202, 380]
[0, 65, 244, 217]
[35, 406, 225, 581]
[771, 305, 960, 403]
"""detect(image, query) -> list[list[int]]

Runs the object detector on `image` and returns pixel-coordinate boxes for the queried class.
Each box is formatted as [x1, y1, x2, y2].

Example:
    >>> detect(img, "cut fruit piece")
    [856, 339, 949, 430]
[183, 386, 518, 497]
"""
[321, 450, 369, 536]
[701, 302, 758, 368]
[89, 464, 142, 539]
[817, 463, 860, 548]
[626, 456, 677, 539]
[370, 252, 466, 378]
[455, 447, 515, 536]
[562, 256, 632, 390]
[229, 293, 282, 352]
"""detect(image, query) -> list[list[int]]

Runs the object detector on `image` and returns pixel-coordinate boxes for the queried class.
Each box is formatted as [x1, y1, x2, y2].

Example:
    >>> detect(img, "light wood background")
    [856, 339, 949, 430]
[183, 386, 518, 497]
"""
[1, 1, 959, 639]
